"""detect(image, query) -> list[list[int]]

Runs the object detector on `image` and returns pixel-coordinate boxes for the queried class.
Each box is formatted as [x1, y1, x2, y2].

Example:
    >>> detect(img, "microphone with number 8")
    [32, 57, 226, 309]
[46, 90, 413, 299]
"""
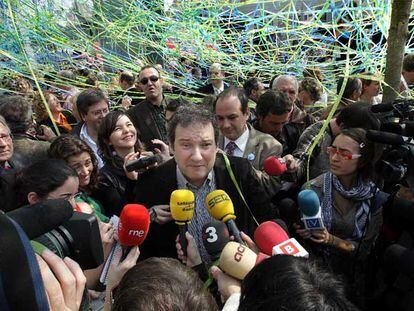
[298, 189, 324, 230]
[254, 221, 309, 258]
[205, 190, 243, 244]
[118, 204, 150, 260]
[170, 189, 195, 257]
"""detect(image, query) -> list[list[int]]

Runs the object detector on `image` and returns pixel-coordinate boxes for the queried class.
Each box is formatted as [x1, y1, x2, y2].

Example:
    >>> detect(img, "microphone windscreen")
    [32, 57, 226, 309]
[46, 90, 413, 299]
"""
[170, 189, 195, 224]
[371, 103, 394, 113]
[366, 130, 405, 145]
[263, 156, 287, 176]
[219, 241, 257, 280]
[118, 204, 150, 247]
[6, 199, 73, 239]
[254, 221, 290, 256]
[205, 190, 236, 222]
[298, 190, 320, 216]
[380, 122, 403, 135]
[202, 220, 230, 260]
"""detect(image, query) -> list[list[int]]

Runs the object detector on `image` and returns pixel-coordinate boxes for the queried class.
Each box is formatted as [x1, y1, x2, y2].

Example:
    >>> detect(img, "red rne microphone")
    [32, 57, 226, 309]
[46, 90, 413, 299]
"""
[254, 221, 308, 258]
[118, 204, 150, 260]
[263, 156, 287, 176]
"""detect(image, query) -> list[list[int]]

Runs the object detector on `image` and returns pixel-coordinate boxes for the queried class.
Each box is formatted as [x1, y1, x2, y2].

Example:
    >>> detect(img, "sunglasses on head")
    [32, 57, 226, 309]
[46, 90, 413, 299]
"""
[140, 75, 159, 85]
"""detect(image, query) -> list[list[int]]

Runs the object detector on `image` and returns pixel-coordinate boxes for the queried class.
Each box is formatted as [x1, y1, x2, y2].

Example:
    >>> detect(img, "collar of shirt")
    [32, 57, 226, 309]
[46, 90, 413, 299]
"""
[224, 126, 249, 157]
[80, 124, 104, 168]
[176, 165, 215, 191]
[213, 84, 224, 95]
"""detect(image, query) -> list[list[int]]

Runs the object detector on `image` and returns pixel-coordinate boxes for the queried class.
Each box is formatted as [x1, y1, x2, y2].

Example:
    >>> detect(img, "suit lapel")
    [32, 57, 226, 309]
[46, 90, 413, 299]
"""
[243, 125, 258, 158]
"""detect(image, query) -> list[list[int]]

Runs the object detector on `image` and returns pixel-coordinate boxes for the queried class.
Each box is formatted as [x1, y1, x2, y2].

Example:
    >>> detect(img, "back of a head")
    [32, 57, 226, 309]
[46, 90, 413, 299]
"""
[256, 90, 292, 117]
[336, 77, 361, 99]
[336, 102, 380, 130]
[239, 255, 358, 311]
[119, 71, 136, 86]
[113, 257, 218, 311]
[0, 95, 31, 134]
[403, 53, 414, 72]
[243, 77, 261, 97]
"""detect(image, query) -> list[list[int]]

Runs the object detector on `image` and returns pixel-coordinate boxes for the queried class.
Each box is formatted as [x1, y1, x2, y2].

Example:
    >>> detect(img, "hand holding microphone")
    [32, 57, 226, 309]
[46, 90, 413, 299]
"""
[170, 189, 195, 257]
[263, 154, 299, 176]
[175, 232, 201, 267]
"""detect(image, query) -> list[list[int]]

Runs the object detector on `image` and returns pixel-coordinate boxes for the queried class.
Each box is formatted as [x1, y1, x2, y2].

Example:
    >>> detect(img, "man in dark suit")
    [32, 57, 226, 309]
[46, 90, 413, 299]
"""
[127, 105, 276, 262]
[127, 65, 171, 151]
[197, 63, 229, 95]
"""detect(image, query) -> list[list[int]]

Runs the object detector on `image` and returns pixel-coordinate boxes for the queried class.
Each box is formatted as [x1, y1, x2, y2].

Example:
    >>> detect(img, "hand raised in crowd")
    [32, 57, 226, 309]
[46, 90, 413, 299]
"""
[210, 266, 241, 302]
[151, 204, 172, 224]
[175, 232, 202, 267]
[229, 231, 260, 254]
[152, 138, 171, 160]
[36, 249, 86, 311]
[36, 125, 56, 142]
[121, 96, 132, 109]
[282, 154, 299, 173]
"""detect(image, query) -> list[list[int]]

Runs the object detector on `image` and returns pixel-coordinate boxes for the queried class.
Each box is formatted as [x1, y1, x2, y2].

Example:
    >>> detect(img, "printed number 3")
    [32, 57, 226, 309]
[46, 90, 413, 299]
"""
[206, 227, 218, 243]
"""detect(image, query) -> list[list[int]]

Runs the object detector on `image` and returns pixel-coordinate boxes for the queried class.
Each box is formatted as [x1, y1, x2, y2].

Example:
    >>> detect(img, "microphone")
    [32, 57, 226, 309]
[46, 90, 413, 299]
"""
[380, 121, 414, 137]
[170, 189, 195, 257]
[253, 221, 289, 256]
[371, 103, 394, 113]
[298, 189, 324, 230]
[201, 220, 230, 261]
[366, 130, 414, 145]
[219, 241, 267, 280]
[205, 190, 243, 244]
[125, 154, 163, 172]
[263, 156, 287, 176]
[6, 199, 73, 239]
[118, 204, 150, 260]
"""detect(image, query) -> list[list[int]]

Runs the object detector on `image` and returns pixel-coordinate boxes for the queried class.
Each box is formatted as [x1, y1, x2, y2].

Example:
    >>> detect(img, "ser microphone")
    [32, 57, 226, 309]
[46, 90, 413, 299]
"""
[6, 199, 73, 239]
[170, 189, 195, 257]
[366, 130, 414, 145]
[118, 204, 150, 260]
[125, 154, 163, 172]
[205, 190, 243, 244]
[219, 241, 268, 280]
[202, 220, 230, 261]
[263, 156, 287, 176]
[298, 189, 324, 230]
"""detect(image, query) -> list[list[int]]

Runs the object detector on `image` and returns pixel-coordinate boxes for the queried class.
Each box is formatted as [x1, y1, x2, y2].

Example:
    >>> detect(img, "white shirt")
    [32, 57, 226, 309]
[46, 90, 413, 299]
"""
[80, 123, 104, 168]
[213, 82, 225, 95]
[224, 127, 249, 158]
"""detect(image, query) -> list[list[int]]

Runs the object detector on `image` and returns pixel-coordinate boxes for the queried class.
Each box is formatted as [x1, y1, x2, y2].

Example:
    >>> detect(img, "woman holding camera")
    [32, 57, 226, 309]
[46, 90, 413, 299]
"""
[95, 110, 169, 216]
[48, 134, 108, 222]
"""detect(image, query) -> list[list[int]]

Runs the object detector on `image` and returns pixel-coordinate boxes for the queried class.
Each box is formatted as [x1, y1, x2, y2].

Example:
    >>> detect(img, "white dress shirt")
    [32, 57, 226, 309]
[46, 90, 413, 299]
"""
[224, 127, 249, 157]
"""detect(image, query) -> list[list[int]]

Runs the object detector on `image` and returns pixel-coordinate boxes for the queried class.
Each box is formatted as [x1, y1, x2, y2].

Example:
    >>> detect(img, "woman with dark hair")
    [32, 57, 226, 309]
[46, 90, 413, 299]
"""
[13, 159, 80, 208]
[295, 128, 387, 300]
[96, 110, 169, 216]
[48, 134, 108, 222]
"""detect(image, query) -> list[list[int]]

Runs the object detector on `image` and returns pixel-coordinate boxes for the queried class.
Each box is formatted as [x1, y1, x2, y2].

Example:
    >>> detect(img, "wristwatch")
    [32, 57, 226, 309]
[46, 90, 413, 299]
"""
[149, 207, 157, 223]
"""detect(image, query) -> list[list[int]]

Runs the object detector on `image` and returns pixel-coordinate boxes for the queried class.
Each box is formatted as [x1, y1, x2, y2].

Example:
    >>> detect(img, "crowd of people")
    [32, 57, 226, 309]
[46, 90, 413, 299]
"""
[1, 52, 414, 311]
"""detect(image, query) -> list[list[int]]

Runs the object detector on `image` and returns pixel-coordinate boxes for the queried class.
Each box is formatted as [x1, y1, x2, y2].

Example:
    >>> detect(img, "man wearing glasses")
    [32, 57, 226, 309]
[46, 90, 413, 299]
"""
[127, 65, 171, 151]
[76, 88, 109, 168]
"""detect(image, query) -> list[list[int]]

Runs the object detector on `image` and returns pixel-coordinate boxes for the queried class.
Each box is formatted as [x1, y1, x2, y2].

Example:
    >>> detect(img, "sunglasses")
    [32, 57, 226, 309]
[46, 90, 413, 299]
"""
[326, 146, 361, 160]
[140, 75, 159, 85]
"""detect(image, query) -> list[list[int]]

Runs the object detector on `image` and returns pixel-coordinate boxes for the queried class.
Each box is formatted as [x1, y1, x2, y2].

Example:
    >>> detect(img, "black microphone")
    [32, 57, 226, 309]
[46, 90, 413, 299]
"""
[384, 244, 414, 279]
[277, 198, 300, 226]
[371, 103, 394, 113]
[6, 199, 73, 239]
[125, 154, 163, 172]
[381, 121, 414, 137]
[201, 220, 230, 261]
[366, 130, 414, 145]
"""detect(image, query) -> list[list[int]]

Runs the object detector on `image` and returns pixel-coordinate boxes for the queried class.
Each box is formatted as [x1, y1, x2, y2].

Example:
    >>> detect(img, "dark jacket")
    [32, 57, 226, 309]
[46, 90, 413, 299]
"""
[126, 98, 170, 151]
[129, 153, 277, 260]
[93, 157, 132, 217]
[197, 82, 229, 95]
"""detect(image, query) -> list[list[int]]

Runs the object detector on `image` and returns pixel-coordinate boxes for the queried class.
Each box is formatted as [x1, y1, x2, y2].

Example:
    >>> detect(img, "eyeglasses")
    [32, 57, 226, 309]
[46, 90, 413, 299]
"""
[326, 146, 361, 160]
[90, 108, 109, 117]
[140, 75, 159, 85]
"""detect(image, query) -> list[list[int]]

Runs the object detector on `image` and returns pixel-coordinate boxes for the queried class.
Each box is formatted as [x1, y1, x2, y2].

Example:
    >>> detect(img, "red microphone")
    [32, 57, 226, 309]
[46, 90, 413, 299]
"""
[263, 156, 287, 176]
[254, 220, 309, 258]
[254, 221, 289, 256]
[118, 204, 150, 260]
